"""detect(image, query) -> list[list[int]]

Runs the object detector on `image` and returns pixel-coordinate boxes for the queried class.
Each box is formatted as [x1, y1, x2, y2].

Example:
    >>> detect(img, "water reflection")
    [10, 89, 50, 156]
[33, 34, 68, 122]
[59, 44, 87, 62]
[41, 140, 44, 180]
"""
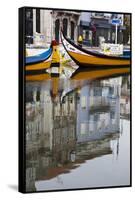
[25, 76, 130, 192]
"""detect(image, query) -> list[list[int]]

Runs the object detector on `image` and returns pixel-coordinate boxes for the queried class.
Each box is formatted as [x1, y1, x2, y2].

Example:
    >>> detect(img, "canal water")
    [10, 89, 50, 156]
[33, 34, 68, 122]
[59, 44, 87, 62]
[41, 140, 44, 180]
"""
[25, 75, 130, 192]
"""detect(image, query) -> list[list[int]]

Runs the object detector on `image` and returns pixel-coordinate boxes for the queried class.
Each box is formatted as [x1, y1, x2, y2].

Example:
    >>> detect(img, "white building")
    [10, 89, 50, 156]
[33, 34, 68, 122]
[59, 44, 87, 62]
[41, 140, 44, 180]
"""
[26, 8, 80, 45]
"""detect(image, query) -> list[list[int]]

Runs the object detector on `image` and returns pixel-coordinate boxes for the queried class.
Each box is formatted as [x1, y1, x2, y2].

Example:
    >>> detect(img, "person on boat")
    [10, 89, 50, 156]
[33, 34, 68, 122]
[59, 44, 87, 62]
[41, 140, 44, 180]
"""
[78, 35, 83, 47]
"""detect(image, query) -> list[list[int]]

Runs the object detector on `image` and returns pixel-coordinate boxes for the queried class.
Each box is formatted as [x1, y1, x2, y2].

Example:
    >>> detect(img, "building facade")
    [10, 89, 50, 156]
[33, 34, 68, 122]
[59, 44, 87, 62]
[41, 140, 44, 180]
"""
[25, 8, 80, 45]
[25, 8, 130, 47]
[79, 12, 129, 46]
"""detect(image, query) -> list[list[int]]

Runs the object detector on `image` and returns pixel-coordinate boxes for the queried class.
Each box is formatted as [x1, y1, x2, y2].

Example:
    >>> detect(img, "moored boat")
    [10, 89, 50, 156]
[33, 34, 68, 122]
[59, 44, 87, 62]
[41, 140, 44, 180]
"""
[26, 40, 60, 81]
[26, 47, 52, 65]
[25, 47, 52, 78]
[61, 32, 131, 68]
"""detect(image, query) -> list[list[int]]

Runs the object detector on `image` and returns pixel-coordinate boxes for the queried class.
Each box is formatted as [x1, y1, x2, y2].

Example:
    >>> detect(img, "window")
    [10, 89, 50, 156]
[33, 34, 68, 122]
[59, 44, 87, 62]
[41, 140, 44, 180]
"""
[108, 30, 111, 41]
[94, 114, 99, 121]
[85, 31, 89, 40]
[36, 9, 40, 33]
[89, 122, 94, 133]
[69, 126, 74, 140]
[110, 111, 115, 119]
[110, 111, 115, 125]
[109, 87, 114, 95]
[26, 91, 33, 102]
[71, 21, 75, 40]
[55, 19, 60, 42]
[36, 90, 40, 102]
[111, 14, 118, 19]
[93, 87, 102, 96]
[95, 13, 104, 17]
[63, 18, 68, 37]
[83, 30, 85, 39]
[81, 123, 86, 135]
[81, 96, 86, 108]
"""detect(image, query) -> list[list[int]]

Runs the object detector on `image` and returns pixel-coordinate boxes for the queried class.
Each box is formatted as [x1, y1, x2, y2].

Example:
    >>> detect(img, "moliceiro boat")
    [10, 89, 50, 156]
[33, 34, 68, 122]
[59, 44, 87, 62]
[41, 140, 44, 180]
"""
[61, 32, 131, 68]
[25, 40, 60, 81]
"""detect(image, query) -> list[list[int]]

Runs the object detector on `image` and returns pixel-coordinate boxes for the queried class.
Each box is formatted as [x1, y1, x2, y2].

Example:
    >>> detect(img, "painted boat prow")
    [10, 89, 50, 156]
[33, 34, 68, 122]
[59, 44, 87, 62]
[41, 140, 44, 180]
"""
[26, 47, 52, 65]
[61, 31, 131, 67]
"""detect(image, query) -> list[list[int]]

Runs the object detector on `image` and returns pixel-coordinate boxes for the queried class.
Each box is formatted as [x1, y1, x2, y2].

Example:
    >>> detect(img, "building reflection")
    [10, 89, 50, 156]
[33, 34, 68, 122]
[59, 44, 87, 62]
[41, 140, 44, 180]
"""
[25, 79, 122, 192]
[76, 80, 120, 142]
[52, 91, 77, 166]
[120, 76, 130, 119]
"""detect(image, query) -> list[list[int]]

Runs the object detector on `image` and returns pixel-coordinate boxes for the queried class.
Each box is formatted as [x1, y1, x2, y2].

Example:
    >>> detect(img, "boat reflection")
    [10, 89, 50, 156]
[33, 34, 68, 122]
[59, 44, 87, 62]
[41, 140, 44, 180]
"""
[25, 77, 126, 192]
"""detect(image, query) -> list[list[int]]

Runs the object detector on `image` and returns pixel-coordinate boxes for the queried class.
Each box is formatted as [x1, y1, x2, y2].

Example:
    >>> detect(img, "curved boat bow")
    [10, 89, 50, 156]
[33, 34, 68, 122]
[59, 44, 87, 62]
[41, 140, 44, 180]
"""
[61, 32, 130, 68]
[26, 48, 52, 65]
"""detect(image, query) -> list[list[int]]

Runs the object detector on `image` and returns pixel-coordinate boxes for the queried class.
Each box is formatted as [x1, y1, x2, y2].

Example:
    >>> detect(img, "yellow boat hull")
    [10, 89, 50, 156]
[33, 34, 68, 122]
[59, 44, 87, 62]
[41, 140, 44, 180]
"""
[25, 60, 51, 71]
[69, 51, 130, 67]
[61, 32, 131, 68]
